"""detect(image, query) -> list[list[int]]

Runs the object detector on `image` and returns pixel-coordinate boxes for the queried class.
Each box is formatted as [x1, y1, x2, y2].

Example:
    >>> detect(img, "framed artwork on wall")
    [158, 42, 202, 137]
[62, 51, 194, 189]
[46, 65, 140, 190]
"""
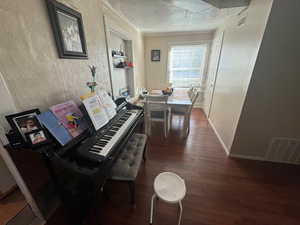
[46, 0, 88, 59]
[151, 49, 161, 62]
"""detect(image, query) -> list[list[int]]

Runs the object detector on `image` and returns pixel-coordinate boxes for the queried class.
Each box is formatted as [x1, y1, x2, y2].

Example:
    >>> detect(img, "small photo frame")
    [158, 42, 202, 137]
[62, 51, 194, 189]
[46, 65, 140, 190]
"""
[26, 129, 49, 148]
[5, 109, 42, 142]
[151, 49, 161, 62]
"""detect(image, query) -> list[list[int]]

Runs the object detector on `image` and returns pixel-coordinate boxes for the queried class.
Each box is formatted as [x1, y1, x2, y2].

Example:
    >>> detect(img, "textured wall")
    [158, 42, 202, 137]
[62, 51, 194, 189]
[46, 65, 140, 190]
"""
[207, 0, 273, 151]
[0, 0, 145, 113]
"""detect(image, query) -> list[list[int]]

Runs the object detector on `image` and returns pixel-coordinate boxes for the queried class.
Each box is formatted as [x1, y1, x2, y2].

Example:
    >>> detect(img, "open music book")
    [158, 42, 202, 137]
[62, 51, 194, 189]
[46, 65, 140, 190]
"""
[82, 90, 116, 131]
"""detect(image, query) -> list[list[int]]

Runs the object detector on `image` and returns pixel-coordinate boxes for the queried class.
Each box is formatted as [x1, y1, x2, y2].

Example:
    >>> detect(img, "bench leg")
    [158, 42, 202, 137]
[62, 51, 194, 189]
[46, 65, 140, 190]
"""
[128, 181, 135, 205]
[143, 141, 148, 162]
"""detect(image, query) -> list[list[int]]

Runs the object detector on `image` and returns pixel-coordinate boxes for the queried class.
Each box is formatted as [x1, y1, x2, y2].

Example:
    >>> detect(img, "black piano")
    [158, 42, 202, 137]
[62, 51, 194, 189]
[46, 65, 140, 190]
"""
[40, 98, 144, 224]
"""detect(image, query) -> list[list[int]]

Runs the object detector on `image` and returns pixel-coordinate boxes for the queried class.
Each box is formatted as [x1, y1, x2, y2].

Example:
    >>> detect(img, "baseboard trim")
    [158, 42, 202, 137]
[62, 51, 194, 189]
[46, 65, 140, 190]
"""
[208, 118, 230, 155]
[0, 185, 17, 200]
[229, 153, 265, 161]
[230, 153, 300, 165]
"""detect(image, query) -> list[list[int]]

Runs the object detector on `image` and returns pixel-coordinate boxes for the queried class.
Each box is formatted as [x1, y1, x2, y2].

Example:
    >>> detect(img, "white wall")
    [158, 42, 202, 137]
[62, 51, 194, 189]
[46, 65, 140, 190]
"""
[231, 0, 300, 159]
[207, 0, 273, 152]
[144, 32, 214, 90]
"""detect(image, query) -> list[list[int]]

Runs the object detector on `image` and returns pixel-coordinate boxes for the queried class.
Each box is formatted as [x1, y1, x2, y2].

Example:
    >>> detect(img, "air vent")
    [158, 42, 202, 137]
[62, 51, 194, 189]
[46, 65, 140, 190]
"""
[265, 138, 300, 165]
[238, 16, 247, 27]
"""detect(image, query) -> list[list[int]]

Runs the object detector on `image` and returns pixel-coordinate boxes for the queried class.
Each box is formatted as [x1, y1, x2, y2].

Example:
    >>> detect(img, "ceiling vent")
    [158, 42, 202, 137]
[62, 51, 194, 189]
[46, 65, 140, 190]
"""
[202, 0, 251, 9]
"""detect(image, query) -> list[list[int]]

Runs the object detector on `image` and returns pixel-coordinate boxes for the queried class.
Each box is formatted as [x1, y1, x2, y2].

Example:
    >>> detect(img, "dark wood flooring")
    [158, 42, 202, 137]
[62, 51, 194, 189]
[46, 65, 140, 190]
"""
[48, 109, 300, 225]
[0, 189, 27, 225]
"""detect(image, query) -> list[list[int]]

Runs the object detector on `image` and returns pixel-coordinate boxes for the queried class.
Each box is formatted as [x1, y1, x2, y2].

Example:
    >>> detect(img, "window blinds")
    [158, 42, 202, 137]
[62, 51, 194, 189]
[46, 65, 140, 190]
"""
[168, 45, 206, 88]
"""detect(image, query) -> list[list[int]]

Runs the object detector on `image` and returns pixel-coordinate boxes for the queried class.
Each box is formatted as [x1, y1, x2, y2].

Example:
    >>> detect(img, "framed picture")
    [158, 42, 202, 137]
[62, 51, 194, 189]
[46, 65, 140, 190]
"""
[26, 129, 49, 148]
[151, 50, 161, 62]
[5, 109, 42, 142]
[46, 0, 88, 59]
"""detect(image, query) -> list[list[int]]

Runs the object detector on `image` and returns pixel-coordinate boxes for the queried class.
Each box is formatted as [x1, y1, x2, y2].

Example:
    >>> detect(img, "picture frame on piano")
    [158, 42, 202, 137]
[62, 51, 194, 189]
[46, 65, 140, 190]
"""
[5, 109, 42, 143]
[25, 129, 50, 148]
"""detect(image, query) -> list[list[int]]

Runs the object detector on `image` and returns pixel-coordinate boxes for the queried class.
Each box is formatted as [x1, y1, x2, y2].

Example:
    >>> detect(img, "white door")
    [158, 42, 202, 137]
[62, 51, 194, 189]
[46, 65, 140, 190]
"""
[203, 31, 225, 117]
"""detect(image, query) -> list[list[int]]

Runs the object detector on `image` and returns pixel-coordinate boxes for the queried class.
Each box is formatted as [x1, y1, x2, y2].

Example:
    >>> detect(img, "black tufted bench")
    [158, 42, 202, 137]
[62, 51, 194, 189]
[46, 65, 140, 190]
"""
[109, 133, 148, 204]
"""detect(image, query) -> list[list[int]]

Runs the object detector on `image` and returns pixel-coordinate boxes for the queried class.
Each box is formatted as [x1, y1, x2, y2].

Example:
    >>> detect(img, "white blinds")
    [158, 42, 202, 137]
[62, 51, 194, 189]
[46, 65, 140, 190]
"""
[168, 45, 206, 88]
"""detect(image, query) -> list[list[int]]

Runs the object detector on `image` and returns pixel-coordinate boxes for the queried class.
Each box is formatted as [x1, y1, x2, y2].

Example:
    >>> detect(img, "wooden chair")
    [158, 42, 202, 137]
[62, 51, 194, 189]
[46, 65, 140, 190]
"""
[144, 95, 171, 138]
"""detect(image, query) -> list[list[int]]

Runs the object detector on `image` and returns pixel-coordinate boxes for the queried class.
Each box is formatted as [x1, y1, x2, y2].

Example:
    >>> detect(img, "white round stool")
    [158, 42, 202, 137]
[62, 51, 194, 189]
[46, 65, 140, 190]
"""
[150, 172, 186, 225]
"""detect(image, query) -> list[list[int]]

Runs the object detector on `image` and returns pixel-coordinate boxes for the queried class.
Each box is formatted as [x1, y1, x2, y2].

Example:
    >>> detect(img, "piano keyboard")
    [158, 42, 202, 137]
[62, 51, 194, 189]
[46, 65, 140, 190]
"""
[88, 110, 139, 157]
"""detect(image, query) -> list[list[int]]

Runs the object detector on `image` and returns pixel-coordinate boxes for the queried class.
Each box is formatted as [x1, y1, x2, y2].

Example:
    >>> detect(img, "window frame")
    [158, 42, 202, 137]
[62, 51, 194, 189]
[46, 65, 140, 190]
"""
[167, 42, 210, 88]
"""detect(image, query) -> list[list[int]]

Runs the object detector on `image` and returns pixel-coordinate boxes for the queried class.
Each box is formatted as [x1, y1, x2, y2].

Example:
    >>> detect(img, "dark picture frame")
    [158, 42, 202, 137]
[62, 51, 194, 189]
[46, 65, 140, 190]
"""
[5, 109, 42, 142]
[25, 129, 50, 148]
[46, 0, 88, 59]
[151, 49, 161, 62]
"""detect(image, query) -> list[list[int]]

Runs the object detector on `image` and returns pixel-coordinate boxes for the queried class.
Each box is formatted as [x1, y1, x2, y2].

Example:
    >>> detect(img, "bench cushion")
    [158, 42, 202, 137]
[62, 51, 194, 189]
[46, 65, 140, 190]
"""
[110, 133, 147, 181]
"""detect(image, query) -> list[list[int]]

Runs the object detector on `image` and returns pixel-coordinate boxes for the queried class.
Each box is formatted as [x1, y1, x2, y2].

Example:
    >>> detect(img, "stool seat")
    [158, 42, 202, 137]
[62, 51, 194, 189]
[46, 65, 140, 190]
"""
[154, 172, 186, 203]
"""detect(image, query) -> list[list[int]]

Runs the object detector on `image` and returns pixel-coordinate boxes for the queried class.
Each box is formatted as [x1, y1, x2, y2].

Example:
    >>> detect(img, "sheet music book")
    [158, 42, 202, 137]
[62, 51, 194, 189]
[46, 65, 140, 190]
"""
[50, 100, 88, 138]
[82, 95, 109, 130]
[97, 90, 117, 119]
[37, 111, 72, 146]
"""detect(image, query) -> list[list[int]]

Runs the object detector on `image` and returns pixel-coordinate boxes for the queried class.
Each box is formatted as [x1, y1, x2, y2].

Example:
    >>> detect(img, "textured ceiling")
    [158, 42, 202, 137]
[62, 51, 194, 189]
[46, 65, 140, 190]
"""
[105, 0, 249, 33]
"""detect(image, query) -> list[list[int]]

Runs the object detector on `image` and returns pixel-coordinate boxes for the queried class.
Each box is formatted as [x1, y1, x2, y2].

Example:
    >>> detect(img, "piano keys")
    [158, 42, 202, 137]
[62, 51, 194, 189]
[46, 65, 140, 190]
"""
[76, 108, 143, 164]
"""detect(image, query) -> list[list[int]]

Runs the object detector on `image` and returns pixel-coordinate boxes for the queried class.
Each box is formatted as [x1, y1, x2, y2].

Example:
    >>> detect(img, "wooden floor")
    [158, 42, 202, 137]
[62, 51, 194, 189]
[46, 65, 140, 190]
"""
[0, 189, 27, 225]
[48, 109, 300, 225]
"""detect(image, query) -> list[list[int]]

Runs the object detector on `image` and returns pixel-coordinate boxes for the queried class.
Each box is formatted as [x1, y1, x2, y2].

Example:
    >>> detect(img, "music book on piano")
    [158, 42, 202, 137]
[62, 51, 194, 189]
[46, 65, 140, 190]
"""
[50, 100, 88, 138]
[82, 95, 109, 131]
[37, 111, 73, 146]
[96, 90, 117, 120]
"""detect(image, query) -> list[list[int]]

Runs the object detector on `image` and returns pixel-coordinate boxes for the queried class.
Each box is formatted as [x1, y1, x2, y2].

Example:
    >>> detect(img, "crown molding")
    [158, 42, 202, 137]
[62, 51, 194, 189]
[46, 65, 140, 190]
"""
[143, 30, 215, 37]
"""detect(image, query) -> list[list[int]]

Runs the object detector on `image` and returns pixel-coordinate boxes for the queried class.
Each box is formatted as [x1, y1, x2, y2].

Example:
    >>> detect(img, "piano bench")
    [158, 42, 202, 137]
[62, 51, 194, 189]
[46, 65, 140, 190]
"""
[109, 133, 148, 204]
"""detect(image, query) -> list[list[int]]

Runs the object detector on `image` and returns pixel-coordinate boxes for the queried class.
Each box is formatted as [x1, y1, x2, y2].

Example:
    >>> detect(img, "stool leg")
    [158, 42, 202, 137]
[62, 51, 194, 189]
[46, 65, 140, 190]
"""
[178, 201, 183, 225]
[150, 194, 156, 224]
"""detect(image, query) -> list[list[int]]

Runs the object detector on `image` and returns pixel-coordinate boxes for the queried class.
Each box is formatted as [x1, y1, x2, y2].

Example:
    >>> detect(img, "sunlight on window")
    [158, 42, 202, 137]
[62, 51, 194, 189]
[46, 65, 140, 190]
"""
[168, 45, 207, 88]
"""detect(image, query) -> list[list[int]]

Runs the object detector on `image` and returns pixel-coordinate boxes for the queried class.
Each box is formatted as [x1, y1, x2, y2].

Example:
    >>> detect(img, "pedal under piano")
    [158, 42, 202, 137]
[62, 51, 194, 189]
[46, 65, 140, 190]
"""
[41, 97, 144, 224]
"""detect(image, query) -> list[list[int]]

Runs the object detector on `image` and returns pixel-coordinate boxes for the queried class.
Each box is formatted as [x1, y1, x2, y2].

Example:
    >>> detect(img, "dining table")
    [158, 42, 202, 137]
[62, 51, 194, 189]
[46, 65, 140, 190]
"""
[137, 88, 192, 137]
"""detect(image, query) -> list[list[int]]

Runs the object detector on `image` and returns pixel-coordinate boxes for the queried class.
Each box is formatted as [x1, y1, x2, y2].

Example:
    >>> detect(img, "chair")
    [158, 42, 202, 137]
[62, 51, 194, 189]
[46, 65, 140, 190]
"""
[150, 172, 186, 225]
[144, 95, 171, 138]
[187, 86, 196, 100]
[171, 91, 199, 137]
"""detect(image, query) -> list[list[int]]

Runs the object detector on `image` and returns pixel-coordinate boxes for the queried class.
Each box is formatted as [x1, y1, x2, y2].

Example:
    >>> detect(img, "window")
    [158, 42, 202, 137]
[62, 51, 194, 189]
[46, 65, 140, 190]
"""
[168, 45, 207, 88]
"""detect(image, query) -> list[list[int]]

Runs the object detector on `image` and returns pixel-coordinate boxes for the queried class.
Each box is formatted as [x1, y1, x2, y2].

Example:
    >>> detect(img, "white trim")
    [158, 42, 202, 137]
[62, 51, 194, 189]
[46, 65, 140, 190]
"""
[143, 30, 215, 37]
[230, 153, 300, 165]
[229, 153, 264, 161]
[208, 118, 229, 155]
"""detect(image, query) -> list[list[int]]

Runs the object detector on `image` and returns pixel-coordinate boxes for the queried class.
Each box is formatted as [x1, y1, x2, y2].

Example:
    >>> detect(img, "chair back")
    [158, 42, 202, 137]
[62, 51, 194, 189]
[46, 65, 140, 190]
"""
[187, 91, 199, 115]
[145, 94, 168, 112]
[145, 95, 168, 103]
